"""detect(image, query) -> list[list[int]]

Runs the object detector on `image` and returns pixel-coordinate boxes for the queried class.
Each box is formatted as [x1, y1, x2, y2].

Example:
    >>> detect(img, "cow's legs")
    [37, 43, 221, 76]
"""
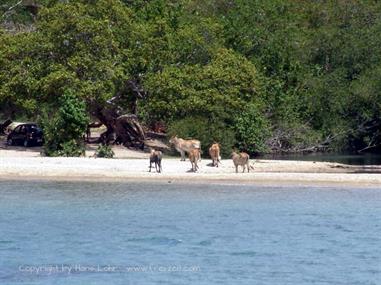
[180, 151, 185, 161]
[191, 162, 198, 172]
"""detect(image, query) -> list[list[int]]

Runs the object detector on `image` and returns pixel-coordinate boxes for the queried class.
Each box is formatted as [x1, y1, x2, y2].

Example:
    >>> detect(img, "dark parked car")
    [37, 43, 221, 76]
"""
[7, 123, 43, 147]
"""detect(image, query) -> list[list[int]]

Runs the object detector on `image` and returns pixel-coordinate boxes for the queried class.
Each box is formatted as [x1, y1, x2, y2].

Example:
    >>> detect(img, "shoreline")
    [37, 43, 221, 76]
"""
[0, 156, 380, 188]
[1, 174, 381, 189]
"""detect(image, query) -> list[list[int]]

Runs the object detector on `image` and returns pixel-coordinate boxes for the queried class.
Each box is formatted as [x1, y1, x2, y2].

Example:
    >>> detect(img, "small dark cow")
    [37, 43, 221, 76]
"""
[149, 149, 162, 173]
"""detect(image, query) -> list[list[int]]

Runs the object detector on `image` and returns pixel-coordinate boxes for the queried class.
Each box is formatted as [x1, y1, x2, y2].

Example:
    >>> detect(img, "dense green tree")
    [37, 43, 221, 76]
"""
[1, 0, 135, 113]
[141, 48, 270, 154]
[1, 0, 381, 154]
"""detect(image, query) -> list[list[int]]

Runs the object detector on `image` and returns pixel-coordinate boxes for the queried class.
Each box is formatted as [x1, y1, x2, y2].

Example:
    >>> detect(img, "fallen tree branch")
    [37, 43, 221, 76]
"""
[1, 0, 23, 19]
[358, 143, 381, 153]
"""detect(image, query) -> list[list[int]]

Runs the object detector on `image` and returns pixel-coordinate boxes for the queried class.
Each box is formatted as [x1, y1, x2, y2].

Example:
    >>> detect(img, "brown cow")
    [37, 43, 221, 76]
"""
[209, 143, 221, 167]
[189, 149, 201, 172]
[169, 136, 201, 161]
[231, 151, 253, 173]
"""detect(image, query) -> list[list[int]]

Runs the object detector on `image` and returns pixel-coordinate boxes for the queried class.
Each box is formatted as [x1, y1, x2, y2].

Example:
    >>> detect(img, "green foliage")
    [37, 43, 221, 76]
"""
[95, 144, 115, 158]
[234, 104, 270, 154]
[36, 0, 134, 104]
[143, 48, 261, 123]
[2, 0, 381, 154]
[168, 116, 236, 157]
[41, 90, 89, 156]
[0, 0, 135, 117]
[57, 139, 86, 157]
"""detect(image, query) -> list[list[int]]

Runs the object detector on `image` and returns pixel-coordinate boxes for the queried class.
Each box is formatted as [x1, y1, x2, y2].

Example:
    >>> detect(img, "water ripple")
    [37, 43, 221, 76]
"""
[127, 237, 183, 246]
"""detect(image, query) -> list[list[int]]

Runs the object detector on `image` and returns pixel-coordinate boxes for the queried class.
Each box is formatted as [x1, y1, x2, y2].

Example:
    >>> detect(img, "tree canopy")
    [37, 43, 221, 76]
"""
[1, 0, 380, 154]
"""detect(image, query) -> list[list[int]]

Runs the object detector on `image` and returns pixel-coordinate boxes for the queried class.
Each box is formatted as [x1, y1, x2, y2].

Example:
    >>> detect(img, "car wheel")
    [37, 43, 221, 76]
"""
[23, 139, 29, 147]
[7, 138, 13, 146]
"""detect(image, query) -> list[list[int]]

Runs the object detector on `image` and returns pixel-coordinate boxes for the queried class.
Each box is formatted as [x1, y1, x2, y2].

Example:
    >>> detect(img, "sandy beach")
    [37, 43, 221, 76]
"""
[1, 145, 380, 187]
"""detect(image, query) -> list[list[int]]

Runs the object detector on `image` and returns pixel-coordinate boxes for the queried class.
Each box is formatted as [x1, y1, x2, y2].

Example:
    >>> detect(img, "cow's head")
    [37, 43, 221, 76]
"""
[169, 135, 178, 145]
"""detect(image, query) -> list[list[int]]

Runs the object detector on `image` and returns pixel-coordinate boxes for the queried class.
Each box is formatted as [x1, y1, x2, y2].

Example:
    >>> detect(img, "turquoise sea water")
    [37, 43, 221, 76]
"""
[0, 181, 380, 285]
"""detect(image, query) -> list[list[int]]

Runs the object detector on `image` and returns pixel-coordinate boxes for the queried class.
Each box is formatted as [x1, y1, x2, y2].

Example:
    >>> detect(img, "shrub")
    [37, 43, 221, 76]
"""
[41, 90, 89, 157]
[57, 140, 86, 157]
[95, 144, 115, 158]
[234, 104, 270, 154]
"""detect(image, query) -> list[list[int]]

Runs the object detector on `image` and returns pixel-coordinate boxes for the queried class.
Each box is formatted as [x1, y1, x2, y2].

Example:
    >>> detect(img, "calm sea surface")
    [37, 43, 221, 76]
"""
[0, 181, 380, 285]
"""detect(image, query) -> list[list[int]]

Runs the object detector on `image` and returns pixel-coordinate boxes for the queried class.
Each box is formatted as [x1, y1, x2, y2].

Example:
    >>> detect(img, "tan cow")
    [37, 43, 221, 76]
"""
[231, 151, 253, 173]
[209, 143, 221, 167]
[189, 149, 201, 172]
[169, 136, 201, 161]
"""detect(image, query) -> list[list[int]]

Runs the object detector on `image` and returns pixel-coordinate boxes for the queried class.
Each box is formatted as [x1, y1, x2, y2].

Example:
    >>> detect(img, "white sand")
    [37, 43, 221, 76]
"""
[1, 146, 380, 187]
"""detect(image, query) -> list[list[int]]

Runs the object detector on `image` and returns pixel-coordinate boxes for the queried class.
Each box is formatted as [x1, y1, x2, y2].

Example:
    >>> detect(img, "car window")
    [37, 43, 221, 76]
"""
[14, 126, 21, 133]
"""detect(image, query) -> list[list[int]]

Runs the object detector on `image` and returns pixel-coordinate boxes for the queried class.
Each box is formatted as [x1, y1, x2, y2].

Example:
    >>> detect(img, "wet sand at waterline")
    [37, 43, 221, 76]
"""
[0, 146, 380, 187]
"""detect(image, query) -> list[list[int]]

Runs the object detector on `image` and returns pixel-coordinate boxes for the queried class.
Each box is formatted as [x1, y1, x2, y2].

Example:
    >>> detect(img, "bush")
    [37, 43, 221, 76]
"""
[234, 104, 270, 154]
[41, 90, 89, 157]
[57, 140, 86, 157]
[95, 144, 115, 158]
[168, 116, 236, 158]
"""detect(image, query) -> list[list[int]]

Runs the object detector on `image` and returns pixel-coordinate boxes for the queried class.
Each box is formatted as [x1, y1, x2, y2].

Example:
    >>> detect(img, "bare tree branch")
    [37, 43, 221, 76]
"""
[1, 0, 23, 19]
